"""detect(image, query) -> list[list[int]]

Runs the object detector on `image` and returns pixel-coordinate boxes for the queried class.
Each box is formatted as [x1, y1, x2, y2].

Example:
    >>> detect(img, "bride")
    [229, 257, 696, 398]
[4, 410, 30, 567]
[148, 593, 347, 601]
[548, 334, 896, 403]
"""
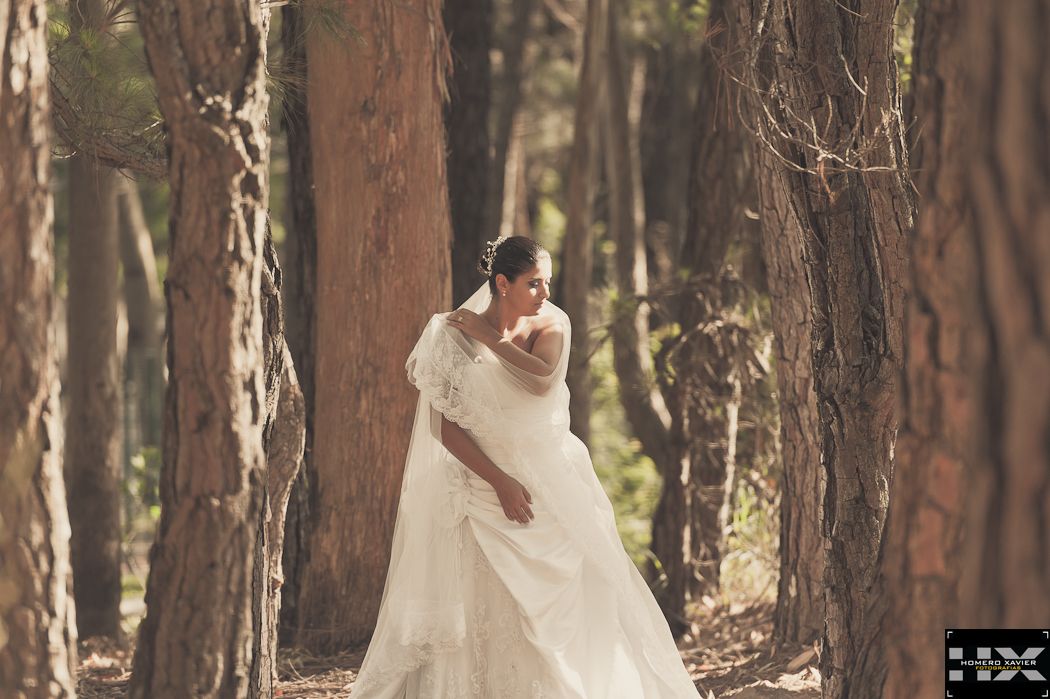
[351, 236, 700, 698]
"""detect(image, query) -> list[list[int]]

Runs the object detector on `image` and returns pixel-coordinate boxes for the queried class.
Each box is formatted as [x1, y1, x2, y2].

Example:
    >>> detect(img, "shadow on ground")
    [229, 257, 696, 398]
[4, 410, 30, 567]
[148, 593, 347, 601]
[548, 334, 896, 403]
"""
[681, 602, 821, 699]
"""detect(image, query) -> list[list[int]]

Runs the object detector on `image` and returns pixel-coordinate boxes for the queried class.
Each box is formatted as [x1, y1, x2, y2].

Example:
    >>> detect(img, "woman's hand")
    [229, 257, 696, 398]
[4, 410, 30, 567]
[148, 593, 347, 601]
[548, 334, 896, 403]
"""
[446, 310, 498, 346]
[493, 473, 534, 524]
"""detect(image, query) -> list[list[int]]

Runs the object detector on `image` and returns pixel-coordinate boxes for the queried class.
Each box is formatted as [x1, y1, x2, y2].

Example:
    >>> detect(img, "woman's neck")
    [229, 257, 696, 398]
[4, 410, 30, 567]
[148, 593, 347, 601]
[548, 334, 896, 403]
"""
[481, 298, 527, 336]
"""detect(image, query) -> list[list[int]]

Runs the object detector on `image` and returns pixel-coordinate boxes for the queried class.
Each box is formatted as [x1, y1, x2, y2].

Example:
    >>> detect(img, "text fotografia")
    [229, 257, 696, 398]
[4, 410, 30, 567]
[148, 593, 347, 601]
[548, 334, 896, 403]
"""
[946, 629, 1050, 698]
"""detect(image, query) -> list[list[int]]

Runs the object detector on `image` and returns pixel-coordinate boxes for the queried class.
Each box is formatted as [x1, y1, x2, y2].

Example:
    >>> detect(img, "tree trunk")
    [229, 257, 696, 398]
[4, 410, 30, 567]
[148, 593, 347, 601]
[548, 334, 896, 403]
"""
[252, 345, 305, 692]
[753, 139, 825, 645]
[277, 0, 317, 646]
[638, 3, 697, 288]
[118, 175, 164, 453]
[735, 6, 825, 646]
[65, 0, 124, 640]
[562, 0, 607, 445]
[880, 1, 970, 696]
[502, 114, 533, 238]
[249, 231, 305, 698]
[0, 1, 78, 693]
[646, 0, 747, 625]
[445, 0, 492, 306]
[487, 0, 534, 243]
[646, 0, 756, 627]
[605, 0, 671, 470]
[680, 0, 755, 602]
[746, 1, 915, 696]
[289, 0, 453, 652]
[954, 0, 1050, 630]
[128, 0, 271, 696]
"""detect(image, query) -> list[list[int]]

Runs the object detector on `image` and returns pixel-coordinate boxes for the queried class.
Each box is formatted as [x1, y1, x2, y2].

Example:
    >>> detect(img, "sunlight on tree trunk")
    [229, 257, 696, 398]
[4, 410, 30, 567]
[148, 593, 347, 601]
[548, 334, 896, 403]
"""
[128, 1, 272, 696]
[0, 0, 78, 693]
[288, 0, 453, 652]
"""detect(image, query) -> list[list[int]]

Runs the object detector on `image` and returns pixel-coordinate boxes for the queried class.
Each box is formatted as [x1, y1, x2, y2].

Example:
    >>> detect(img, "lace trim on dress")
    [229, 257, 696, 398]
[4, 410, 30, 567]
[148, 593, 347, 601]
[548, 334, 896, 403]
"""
[407, 316, 501, 443]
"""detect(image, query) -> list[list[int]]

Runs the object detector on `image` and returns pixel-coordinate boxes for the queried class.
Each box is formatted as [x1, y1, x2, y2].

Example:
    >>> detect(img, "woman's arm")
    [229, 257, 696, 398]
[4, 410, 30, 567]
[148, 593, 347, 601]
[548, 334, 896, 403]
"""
[446, 311, 564, 376]
[439, 415, 534, 523]
[439, 415, 508, 488]
[486, 324, 563, 377]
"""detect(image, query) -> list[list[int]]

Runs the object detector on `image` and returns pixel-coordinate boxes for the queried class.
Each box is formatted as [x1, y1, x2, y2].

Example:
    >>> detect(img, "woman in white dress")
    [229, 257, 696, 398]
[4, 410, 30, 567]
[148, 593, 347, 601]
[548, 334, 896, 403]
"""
[351, 236, 700, 698]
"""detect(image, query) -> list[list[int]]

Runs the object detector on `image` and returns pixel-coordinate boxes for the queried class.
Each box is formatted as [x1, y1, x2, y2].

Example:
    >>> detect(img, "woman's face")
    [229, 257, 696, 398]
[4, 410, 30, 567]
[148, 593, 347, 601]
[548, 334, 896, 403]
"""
[498, 255, 553, 316]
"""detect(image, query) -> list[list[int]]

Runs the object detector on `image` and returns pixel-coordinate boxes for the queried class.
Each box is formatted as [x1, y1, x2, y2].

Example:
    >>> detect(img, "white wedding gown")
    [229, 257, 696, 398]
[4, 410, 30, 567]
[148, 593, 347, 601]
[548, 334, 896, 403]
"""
[351, 283, 699, 698]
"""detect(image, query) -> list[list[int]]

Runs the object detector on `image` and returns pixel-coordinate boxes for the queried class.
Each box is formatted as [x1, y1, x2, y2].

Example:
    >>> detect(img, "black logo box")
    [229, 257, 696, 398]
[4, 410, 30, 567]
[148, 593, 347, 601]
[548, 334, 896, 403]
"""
[946, 629, 1050, 699]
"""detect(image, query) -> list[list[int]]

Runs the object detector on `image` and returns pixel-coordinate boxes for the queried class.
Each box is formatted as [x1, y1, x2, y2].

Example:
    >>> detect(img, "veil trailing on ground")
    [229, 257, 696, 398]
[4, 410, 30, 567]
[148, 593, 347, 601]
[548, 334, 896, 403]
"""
[352, 281, 696, 696]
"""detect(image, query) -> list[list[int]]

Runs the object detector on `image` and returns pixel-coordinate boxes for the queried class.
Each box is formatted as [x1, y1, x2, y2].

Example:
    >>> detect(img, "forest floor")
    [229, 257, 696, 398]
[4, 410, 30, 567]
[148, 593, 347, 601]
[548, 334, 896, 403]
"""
[76, 601, 820, 698]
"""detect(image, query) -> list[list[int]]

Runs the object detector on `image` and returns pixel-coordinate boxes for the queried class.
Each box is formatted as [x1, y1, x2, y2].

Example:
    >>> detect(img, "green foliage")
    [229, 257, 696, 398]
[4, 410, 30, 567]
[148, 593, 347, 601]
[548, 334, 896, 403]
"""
[124, 446, 161, 517]
[632, 0, 709, 45]
[713, 256, 781, 605]
[894, 0, 918, 95]
[533, 170, 566, 258]
[720, 471, 778, 605]
[122, 573, 144, 596]
[47, 1, 163, 160]
[122, 446, 161, 613]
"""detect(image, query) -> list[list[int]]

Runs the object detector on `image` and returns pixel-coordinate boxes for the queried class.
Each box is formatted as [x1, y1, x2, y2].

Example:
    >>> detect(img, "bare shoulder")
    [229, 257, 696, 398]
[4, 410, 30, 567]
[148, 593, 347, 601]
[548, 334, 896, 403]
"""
[521, 311, 564, 355]
[534, 314, 560, 332]
[531, 309, 567, 338]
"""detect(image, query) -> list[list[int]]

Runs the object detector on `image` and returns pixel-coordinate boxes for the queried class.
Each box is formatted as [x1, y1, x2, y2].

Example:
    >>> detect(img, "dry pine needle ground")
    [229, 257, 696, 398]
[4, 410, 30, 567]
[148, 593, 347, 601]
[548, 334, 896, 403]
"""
[76, 603, 818, 698]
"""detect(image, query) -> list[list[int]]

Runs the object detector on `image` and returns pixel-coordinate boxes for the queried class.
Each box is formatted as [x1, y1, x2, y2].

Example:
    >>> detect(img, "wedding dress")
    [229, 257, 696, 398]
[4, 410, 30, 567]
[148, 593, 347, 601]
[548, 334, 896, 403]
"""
[351, 281, 700, 698]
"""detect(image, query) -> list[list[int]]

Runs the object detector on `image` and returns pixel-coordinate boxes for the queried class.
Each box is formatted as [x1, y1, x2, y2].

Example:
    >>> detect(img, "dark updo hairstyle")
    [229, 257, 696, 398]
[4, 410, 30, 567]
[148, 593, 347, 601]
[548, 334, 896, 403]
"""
[477, 235, 550, 294]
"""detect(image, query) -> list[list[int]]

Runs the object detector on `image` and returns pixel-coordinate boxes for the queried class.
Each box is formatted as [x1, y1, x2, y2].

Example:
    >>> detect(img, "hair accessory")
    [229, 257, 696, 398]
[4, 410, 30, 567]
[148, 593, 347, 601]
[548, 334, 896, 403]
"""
[481, 235, 508, 277]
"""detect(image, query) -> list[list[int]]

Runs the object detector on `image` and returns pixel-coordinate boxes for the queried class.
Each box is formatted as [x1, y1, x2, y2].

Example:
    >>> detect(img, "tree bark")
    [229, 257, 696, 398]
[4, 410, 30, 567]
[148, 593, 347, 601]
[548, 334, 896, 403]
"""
[954, 0, 1050, 631]
[754, 141, 825, 645]
[66, 153, 124, 641]
[277, 0, 316, 646]
[252, 345, 305, 692]
[562, 0, 607, 445]
[882, 5, 1050, 696]
[746, 1, 915, 696]
[880, 1, 971, 696]
[128, 0, 271, 696]
[65, 0, 124, 640]
[288, 0, 453, 652]
[0, 0, 78, 693]
[445, 0, 492, 306]
[249, 231, 305, 698]
[735, 5, 825, 646]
